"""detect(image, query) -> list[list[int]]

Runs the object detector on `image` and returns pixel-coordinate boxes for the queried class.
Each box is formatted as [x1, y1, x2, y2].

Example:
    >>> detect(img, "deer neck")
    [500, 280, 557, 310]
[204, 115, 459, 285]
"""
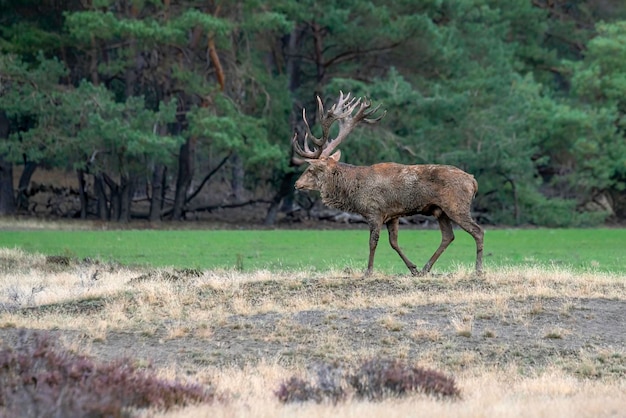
[319, 163, 363, 212]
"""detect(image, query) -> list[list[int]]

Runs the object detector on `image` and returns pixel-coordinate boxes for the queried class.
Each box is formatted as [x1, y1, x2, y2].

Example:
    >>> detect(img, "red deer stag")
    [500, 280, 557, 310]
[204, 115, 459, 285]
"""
[292, 91, 484, 276]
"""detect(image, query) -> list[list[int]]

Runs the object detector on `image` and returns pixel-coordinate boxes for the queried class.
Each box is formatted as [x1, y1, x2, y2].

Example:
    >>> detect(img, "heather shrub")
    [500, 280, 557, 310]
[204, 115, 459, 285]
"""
[0, 330, 216, 417]
[275, 362, 346, 404]
[349, 358, 461, 401]
[275, 377, 323, 404]
[275, 358, 459, 404]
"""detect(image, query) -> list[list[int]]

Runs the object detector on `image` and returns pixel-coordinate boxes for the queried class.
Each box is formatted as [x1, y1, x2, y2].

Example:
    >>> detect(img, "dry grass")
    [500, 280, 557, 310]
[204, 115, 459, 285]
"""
[1, 248, 625, 417]
[150, 366, 626, 418]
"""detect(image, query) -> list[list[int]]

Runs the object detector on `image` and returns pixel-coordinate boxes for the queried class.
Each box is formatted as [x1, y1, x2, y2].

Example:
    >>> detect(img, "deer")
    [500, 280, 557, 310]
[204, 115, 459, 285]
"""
[292, 91, 484, 277]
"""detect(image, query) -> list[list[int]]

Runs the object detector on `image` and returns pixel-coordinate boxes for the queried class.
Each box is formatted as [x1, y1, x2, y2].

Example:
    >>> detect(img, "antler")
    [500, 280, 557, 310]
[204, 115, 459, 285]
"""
[292, 91, 386, 162]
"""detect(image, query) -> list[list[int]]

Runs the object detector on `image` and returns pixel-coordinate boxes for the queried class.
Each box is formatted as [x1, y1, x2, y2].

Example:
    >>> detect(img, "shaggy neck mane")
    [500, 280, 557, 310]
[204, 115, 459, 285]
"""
[320, 163, 362, 212]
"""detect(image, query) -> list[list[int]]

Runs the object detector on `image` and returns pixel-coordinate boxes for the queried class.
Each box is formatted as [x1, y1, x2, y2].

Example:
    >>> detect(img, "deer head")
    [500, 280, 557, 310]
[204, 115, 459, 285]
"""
[291, 91, 386, 165]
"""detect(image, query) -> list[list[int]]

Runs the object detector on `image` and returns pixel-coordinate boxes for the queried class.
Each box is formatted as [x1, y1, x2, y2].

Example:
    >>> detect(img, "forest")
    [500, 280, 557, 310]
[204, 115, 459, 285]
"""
[1, 0, 625, 226]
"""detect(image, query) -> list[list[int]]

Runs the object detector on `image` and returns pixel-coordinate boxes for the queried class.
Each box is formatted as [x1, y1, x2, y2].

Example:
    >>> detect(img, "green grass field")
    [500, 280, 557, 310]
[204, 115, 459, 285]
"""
[0, 227, 623, 274]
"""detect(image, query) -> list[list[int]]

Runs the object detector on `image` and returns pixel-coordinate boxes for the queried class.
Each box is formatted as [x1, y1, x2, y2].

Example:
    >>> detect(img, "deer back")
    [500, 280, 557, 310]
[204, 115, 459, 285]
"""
[316, 161, 477, 220]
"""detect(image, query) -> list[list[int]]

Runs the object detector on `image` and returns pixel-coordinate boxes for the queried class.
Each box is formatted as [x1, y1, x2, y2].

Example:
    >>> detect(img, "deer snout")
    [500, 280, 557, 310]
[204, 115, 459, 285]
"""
[294, 179, 305, 190]
[294, 177, 314, 191]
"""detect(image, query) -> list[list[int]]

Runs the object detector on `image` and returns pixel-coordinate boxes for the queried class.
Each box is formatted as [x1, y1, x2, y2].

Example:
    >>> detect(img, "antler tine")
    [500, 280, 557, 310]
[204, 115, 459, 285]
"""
[302, 107, 326, 148]
[356, 100, 386, 124]
[293, 91, 386, 160]
[316, 95, 325, 123]
[319, 94, 384, 157]
[292, 106, 327, 161]
[330, 91, 360, 118]
[328, 91, 349, 115]
[318, 92, 358, 143]
[316, 95, 334, 141]
[292, 133, 323, 160]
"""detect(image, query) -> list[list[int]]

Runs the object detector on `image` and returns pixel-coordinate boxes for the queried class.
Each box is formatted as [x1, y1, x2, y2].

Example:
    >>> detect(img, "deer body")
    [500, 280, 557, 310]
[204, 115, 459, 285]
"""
[292, 92, 484, 276]
[299, 160, 474, 218]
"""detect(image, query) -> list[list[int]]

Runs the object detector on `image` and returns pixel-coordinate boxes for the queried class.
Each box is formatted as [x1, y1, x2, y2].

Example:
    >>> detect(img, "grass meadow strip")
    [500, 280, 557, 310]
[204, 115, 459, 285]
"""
[0, 227, 624, 273]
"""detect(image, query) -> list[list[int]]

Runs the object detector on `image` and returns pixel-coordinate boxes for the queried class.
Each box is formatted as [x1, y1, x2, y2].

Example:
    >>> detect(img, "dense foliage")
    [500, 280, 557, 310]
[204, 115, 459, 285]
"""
[0, 0, 625, 225]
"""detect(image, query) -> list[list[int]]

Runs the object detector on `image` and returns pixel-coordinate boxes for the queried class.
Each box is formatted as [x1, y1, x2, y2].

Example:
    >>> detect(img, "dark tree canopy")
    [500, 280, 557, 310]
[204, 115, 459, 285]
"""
[0, 0, 624, 225]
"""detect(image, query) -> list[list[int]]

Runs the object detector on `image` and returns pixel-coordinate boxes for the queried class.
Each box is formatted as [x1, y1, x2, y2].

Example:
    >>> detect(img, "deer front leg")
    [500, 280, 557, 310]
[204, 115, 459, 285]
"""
[365, 221, 383, 277]
[386, 218, 418, 275]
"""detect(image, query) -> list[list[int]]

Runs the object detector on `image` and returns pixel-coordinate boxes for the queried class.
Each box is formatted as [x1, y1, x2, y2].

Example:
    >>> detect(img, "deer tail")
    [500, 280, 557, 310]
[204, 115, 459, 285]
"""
[472, 176, 478, 198]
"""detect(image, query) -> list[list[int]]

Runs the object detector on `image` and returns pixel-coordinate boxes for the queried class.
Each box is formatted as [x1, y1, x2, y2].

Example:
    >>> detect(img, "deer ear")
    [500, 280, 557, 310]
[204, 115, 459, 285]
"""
[329, 151, 341, 162]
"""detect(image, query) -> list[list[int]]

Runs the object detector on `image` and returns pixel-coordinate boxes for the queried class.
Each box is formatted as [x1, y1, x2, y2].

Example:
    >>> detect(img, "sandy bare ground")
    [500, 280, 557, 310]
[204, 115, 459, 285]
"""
[0, 249, 625, 416]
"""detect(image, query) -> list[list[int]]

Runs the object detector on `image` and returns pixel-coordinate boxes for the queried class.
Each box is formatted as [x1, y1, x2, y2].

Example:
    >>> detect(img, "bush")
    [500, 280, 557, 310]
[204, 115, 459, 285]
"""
[275, 376, 324, 404]
[349, 358, 460, 401]
[275, 362, 346, 404]
[275, 358, 459, 404]
[520, 190, 608, 227]
[0, 330, 216, 417]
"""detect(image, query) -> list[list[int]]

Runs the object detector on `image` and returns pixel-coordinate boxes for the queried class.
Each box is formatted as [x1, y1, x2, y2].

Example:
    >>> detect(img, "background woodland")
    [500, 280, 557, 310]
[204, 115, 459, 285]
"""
[1, 0, 625, 226]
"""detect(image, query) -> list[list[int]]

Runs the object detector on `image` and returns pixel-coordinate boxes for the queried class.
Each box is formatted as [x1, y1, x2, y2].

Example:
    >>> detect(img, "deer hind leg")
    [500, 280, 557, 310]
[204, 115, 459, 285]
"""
[386, 218, 418, 275]
[421, 210, 455, 275]
[365, 220, 383, 277]
[449, 213, 484, 276]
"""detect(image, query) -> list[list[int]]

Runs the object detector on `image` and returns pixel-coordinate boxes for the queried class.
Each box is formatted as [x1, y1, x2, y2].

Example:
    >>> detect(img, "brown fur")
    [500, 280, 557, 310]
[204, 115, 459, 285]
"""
[295, 152, 484, 276]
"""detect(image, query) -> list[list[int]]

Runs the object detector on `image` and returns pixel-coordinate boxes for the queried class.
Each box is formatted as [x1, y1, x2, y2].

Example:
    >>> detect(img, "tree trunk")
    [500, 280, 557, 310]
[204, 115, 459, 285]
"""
[118, 175, 133, 223]
[502, 174, 520, 225]
[94, 174, 109, 220]
[0, 160, 14, 216]
[90, 35, 99, 86]
[231, 153, 244, 201]
[0, 111, 15, 216]
[16, 161, 37, 212]
[77, 169, 87, 219]
[172, 137, 196, 220]
[264, 171, 297, 225]
[103, 174, 121, 221]
[110, 190, 121, 221]
[512, 179, 519, 225]
[149, 122, 170, 222]
[149, 164, 166, 222]
[264, 27, 302, 225]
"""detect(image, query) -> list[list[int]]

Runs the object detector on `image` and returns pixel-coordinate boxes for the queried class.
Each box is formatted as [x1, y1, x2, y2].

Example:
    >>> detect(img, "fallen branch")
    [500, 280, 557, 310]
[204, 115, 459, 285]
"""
[188, 199, 272, 213]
